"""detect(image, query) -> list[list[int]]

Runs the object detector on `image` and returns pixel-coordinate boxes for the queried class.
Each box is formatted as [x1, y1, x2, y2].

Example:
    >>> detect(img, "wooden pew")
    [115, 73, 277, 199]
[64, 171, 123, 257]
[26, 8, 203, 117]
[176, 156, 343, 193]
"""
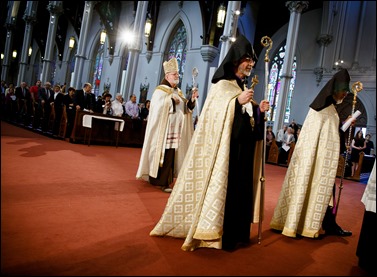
[58, 106, 67, 138]
[267, 139, 279, 164]
[48, 104, 55, 132]
[336, 155, 347, 178]
[337, 151, 365, 181]
[287, 142, 296, 165]
[268, 140, 295, 166]
[70, 110, 147, 147]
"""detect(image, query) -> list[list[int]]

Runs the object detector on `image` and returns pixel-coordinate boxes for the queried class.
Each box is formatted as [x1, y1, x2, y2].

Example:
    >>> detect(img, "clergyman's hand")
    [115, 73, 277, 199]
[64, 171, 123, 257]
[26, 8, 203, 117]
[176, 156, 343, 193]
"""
[259, 100, 270, 113]
[172, 95, 180, 105]
[238, 88, 254, 105]
[191, 87, 199, 102]
[346, 115, 357, 127]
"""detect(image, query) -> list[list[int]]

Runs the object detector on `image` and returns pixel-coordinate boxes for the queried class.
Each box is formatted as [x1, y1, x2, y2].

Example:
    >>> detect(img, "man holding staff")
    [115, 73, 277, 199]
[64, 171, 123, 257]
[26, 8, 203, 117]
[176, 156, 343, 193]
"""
[150, 35, 270, 251]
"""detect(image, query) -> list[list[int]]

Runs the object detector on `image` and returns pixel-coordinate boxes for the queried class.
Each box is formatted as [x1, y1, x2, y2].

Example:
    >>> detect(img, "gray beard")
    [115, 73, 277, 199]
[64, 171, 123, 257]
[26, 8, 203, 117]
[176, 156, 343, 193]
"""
[238, 67, 252, 77]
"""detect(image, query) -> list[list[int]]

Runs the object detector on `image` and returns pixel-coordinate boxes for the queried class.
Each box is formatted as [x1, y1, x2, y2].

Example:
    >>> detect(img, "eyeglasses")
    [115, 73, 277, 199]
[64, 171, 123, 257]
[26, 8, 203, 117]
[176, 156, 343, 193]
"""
[243, 57, 255, 64]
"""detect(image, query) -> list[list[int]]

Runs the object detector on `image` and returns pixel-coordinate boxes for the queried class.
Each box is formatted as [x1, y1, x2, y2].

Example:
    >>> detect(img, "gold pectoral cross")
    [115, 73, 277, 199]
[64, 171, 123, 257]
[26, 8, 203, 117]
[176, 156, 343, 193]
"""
[250, 117, 255, 129]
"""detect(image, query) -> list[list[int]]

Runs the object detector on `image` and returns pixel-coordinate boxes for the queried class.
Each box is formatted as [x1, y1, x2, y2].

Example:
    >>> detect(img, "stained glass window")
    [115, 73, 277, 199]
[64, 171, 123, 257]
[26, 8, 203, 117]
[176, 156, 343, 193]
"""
[92, 43, 104, 98]
[66, 46, 76, 86]
[166, 22, 187, 85]
[33, 50, 42, 83]
[267, 44, 296, 123]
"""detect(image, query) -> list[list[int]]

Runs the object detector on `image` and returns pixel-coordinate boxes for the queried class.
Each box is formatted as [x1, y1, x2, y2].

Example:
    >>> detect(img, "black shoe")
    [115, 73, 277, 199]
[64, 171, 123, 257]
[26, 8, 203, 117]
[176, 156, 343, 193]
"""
[238, 239, 251, 248]
[326, 225, 352, 237]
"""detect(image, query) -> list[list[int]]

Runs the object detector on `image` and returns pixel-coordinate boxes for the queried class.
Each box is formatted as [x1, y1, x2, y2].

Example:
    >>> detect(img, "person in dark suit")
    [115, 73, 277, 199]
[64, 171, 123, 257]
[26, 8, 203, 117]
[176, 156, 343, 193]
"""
[140, 99, 150, 121]
[350, 130, 366, 176]
[74, 83, 95, 113]
[51, 84, 65, 136]
[37, 82, 54, 132]
[101, 93, 113, 115]
[364, 133, 375, 155]
[94, 90, 111, 113]
[63, 87, 76, 139]
[15, 81, 32, 124]
[266, 125, 276, 160]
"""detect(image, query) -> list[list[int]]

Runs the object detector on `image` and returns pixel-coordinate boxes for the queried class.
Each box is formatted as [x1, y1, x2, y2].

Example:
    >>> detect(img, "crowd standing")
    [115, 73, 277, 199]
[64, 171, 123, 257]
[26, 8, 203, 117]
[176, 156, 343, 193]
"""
[0, 80, 151, 142]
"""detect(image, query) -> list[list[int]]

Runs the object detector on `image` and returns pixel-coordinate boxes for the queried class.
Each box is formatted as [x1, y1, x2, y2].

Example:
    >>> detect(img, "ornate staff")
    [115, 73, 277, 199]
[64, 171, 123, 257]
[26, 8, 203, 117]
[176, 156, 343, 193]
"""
[335, 81, 363, 217]
[258, 36, 273, 244]
[192, 67, 200, 116]
[250, 75, 259, 96]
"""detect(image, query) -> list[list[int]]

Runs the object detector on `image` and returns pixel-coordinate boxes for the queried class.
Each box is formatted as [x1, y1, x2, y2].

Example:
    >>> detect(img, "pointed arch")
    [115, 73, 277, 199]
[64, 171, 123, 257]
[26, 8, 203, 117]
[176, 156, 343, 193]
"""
[164, 22, 187, 85]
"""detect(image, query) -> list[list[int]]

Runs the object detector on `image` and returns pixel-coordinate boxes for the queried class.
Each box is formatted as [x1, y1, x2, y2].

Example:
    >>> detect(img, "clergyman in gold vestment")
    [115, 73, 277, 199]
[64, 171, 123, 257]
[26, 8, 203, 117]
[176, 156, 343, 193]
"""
[150, 35, 270, 251]
[136, 57, 197, 193]
[270, 69, 353, 238]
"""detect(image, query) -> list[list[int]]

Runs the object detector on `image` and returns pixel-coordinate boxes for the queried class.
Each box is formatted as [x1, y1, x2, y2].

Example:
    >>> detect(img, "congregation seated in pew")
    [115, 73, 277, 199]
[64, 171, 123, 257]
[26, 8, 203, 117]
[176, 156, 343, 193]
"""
[337, 151, 375, 182]
[267, 138, 296, 166]
[278, 126, 296, 165]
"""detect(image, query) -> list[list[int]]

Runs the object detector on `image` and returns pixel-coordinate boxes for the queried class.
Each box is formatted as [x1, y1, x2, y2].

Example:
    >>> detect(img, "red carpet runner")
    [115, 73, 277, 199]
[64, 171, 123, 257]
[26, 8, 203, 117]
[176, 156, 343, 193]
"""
[1, 121, 369, 276]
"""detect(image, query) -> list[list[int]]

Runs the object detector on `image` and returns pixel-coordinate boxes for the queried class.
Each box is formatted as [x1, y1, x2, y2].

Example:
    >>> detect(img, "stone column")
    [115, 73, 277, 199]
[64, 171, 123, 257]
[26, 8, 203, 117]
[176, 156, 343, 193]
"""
[313, 1, 333, 86]
[218, 1, 241, 65]
[122, 1, 148, 101]
[351, 1, 367, 71]
[18, 1, 38, 85]
[40, 1, 63, 84]
[314, 34, 332, 85]
[200, 45, 219, 104]
[71, 1, 96, 89]
[273, 1, 308, 133]
[1, 2, 18, 83]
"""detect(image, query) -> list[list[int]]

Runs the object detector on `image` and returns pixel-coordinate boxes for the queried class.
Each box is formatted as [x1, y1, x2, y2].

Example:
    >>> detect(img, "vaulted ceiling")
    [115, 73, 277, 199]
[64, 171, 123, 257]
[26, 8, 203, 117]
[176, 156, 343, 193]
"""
[0, 1, 323, 64]
[0, 1, 85, 61]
